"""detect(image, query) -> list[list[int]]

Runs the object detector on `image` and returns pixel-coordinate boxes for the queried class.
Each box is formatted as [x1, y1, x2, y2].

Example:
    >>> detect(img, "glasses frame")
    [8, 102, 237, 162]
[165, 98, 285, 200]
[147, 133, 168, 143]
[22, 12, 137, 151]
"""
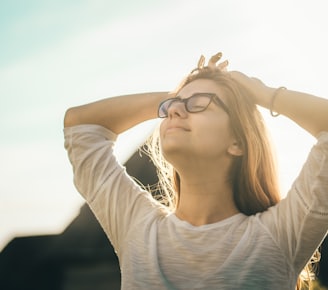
[157, 93, 230, 118]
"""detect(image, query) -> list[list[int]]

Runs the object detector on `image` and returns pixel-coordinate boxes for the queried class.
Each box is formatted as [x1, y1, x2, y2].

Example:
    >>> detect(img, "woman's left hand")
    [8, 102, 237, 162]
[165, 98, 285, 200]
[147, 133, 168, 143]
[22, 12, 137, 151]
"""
[229, 71, 276, 108]
[204, 52, 275, 107]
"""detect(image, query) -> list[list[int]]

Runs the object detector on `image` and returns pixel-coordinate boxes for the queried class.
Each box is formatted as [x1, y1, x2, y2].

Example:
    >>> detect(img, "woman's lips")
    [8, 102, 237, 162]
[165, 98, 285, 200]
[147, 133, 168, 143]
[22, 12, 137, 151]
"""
[165, 125, 190, 133]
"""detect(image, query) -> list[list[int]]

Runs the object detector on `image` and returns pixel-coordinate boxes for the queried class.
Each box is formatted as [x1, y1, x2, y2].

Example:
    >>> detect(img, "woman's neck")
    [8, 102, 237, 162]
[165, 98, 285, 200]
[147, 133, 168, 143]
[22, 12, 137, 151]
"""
[174, 173, 240, 226]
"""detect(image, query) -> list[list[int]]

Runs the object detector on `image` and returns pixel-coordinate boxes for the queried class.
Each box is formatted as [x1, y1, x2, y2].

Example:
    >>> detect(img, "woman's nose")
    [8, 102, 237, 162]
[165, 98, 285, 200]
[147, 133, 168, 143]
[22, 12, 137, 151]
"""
[167, 100, 188, 118]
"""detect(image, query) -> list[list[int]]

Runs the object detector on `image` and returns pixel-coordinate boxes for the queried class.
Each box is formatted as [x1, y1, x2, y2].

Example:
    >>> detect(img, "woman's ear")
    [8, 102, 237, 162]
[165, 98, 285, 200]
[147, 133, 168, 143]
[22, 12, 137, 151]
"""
[227, 141, 243, 156]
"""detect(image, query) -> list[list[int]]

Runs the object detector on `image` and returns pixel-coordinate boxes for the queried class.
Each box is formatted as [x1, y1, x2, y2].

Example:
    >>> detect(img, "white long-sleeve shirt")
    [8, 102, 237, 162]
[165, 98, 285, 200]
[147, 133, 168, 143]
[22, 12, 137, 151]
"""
[64, 124, 328, 290]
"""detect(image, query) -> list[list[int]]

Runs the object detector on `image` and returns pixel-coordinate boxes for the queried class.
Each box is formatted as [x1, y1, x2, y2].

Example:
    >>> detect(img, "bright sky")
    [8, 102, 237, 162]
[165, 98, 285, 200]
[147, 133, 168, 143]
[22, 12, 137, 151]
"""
[1, 0, 327, 250]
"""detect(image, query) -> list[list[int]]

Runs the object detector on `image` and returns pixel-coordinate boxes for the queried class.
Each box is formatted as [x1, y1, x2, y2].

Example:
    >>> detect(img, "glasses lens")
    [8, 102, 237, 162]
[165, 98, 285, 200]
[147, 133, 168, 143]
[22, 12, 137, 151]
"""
[158, 99, 175, 118]
[186, 94, 212, 112]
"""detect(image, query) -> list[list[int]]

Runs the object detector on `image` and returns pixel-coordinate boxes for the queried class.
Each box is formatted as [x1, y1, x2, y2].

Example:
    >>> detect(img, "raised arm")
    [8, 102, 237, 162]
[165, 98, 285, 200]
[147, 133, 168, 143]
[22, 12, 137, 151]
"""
[64, 92, 170, 134]
[230, 71, 328, 137]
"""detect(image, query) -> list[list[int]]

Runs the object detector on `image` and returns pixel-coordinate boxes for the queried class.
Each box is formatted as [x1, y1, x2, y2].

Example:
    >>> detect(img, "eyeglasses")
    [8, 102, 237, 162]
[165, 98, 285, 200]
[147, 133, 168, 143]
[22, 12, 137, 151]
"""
[158, 93, 230, 118]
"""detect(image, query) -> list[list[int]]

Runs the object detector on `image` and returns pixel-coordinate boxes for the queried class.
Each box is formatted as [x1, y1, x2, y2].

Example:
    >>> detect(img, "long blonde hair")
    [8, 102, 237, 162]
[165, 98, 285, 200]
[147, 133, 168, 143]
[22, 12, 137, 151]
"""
[145, 65, 318, 289]
[147, 68, 280, 213]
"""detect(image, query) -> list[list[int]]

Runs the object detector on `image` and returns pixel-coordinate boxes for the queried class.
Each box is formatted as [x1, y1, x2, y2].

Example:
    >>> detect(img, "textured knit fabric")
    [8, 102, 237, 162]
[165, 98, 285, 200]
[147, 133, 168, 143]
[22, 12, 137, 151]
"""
[64, 124, 328, 290]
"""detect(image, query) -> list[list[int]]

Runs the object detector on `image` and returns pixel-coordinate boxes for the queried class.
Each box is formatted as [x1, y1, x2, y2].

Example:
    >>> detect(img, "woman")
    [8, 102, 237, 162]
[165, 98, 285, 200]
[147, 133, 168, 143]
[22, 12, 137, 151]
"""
[64, 53, 328, 289]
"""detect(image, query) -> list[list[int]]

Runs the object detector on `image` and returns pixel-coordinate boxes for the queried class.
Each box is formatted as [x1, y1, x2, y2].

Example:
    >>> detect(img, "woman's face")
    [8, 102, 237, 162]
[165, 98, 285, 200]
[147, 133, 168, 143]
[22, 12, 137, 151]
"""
[160, 79, 241, 166]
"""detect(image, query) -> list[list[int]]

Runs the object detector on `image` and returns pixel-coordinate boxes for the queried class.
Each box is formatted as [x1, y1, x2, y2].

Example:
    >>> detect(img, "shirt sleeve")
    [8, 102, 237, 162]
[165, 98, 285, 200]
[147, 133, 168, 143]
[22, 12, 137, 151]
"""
[259, 131, 328, 273]
[64, 124, 164, 253]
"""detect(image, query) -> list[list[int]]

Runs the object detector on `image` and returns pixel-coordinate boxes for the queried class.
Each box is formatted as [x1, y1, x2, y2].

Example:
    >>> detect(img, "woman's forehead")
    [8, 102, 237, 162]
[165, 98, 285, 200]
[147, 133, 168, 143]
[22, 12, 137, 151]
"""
[178, 79, 226, 99]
